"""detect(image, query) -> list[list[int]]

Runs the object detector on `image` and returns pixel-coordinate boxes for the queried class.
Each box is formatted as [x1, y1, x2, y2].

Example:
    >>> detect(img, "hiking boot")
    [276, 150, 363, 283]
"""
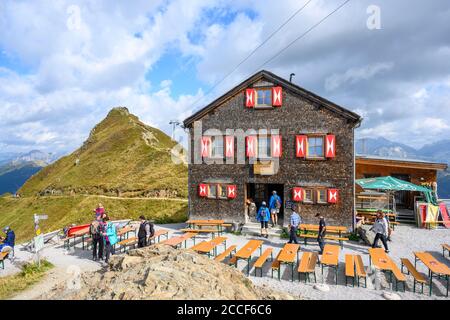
[385, 250, 390, 253]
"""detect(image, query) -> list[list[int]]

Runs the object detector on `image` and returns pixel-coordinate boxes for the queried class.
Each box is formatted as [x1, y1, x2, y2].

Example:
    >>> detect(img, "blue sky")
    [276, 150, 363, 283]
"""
[0, 0, 449, 156]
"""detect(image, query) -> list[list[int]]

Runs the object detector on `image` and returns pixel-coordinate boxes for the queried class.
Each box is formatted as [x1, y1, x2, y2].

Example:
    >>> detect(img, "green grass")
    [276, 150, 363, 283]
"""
[0, 260, 54, 300]
[0, 195, 188, 243]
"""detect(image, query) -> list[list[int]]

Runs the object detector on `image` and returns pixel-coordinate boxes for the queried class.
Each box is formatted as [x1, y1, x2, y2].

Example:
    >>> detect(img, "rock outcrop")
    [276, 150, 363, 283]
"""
[42, 244, 295, 300]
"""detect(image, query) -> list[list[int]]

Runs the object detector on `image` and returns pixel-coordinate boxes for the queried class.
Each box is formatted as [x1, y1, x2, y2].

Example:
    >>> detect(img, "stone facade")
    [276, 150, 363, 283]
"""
[184, 71, 361, 229]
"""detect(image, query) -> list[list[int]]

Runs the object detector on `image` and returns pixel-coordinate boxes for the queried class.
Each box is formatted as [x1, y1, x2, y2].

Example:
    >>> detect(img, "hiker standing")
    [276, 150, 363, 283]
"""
[371, 211, 389, 253]
[0, 226, 15, 252]
[94, 203, 105, 219]
[103, 215, 118, 263]
[288, 205, 301, 244]
[269, 190, 281, 227]
[256, 201, 270, 238]
[137, 215, 151, 248]
[316, 213, 326, 254]
[90, 216, 104, 261]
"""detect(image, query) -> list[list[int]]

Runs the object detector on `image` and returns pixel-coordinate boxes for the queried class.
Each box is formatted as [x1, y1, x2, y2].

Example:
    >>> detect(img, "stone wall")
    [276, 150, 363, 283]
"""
[187, 79, 356, 228]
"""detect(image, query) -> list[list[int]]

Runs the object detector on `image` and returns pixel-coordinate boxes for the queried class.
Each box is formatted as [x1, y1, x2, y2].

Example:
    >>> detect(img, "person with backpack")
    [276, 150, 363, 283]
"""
[102, 215, 118, 263]
[0, 226, 15, 252]
[316, 213, 327, 255]
[256, 201, 270, 238]
[269, 190, 281, 227]
[137, 215, 151, 248]
[90, 215, 104, 261]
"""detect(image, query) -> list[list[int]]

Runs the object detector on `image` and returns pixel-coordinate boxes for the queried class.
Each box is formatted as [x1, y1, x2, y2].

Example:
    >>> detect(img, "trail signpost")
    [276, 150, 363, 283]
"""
[33, 214, 48, 266]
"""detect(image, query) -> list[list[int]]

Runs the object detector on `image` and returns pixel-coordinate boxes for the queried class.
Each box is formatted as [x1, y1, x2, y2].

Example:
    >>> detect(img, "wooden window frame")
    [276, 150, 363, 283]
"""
[207, 184, 218, 199]
[257, 135, 272, 160]
[316, 188, 327, 204]
[303, 188, 314, 204]
[306, 134, 325, 160]
[209, 136, 224, 159]
[217, 184, 228, 199]
[255, 88, 273, 108]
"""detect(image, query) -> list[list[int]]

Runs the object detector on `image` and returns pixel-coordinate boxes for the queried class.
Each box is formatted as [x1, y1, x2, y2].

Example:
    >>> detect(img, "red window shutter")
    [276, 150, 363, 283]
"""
[246, 136, 257, 158]
[271, 135, 282, 157]
[296, 135, 307, 158]
[198, 184, 208, 197]
[292, 187, 304, 202]
[245, 89, 256, 108]
[327, 189, 339, 204]
[201, 136, 211, 158]
[325, 134, 336, 158]
[272, 86, 282, 107]
[227, 185, 237, 199]
[225, 136, 234, 157]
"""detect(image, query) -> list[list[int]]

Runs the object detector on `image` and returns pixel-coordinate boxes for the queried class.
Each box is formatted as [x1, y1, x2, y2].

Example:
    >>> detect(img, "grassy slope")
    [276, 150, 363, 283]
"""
[0, 260, 53, 299]
[19, 108, 187, 197]
[0, 195, 187, 244]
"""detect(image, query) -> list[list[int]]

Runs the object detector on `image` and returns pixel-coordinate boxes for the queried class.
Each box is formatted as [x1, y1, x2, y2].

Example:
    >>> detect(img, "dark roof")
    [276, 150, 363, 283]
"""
[356, 154, 448, 171]
[183, 70, 362, 127]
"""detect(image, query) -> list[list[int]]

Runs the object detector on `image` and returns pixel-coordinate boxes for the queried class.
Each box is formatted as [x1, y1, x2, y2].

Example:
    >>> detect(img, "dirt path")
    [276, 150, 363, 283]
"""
[36, 194, 188, 201]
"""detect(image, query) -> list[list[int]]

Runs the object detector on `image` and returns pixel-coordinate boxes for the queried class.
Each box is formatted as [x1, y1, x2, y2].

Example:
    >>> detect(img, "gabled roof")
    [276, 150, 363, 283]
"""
[356, 154, 448, 171]
[183, 70, 362, 127]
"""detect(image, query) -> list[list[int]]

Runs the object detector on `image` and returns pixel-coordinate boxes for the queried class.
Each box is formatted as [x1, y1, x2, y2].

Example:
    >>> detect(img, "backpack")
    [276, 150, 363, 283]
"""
[147, 222, 155, 237]
[275, 198, 281, 209]
[90, 221, 101, 236]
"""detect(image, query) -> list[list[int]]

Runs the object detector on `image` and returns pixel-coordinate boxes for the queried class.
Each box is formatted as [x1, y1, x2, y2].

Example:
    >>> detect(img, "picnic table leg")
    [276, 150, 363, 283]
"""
[247, 257, 251, 276]
[446, 275, 449, 297]
[429, 271, 433, 296]
[278, 264, 281, 280]
[291, 263, 294, 282]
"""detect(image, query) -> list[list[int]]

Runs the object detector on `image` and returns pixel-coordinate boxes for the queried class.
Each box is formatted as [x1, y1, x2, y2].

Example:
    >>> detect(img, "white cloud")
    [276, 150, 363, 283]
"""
[325, 62, 394, 91]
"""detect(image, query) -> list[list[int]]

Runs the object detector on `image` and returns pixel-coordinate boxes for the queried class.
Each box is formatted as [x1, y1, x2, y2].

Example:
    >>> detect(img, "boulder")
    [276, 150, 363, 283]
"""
[356, 224, 375, 246]
[42, 244, 295, 300]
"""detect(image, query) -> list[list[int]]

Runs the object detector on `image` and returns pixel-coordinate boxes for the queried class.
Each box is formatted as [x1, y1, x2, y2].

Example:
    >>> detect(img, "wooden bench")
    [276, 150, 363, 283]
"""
[253, 248, 273, 277]
[390, 263, 407, 292]
[442, 244, 450, 258]
[61, 235, 75, 249]
[300, 233, 349, 249]
[180, 228, 219, 238]
[228, 255, 238, 267]
[271, 252, 282, 280]
[214, 245, 237, 263]
[0, 251, 8, 269]
[117, 237, 137, 252]
[345, 254, 355, 287]
[401, 257, 426, 293]
[355, 255, 367, 288]
[298, 252, 318, 283]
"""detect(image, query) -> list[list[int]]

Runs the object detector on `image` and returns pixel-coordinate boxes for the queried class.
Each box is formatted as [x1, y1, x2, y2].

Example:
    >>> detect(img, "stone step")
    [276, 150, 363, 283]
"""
[241, 222, 284, 238]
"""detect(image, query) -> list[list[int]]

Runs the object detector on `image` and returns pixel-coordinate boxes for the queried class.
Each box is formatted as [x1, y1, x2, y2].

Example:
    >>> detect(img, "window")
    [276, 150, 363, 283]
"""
[208, 185, 217, 199]
[307, 136, 324, 158]
[317, 189, 327, 204]
[210, 136, 224, 158]
[256, 89, 272, 107]
[257, 136, 271, 159]
[218, 185, 227, 199]
[364, 173, 381, 179]
[304, 189, 314, 203]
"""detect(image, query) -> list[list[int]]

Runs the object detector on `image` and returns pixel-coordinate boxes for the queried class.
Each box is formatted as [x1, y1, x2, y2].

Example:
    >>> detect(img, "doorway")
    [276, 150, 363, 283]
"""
[246, 183, 284, 225]
[392, 173, 411, 208]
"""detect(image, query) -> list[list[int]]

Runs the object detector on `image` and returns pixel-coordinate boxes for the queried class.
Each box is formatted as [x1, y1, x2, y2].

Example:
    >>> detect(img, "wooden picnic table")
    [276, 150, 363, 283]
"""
[320, 244, 340, 284]
[148, 229, 170, 244]
[162, 233, 196, 248]
[234, 240, 264, 275]
[186, 220, 226, 234]
[190, 237, 227, 257]
[117, 226, 135, 239]
[414, 251, 450, 297]
[277, 243, 301, 281]
[368, 248, 393, 271]
[70, 227, 90, 250]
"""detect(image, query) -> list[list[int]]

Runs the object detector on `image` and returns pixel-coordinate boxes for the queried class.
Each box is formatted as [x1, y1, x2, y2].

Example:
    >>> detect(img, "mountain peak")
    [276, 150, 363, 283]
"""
[107, 106, 130, 117]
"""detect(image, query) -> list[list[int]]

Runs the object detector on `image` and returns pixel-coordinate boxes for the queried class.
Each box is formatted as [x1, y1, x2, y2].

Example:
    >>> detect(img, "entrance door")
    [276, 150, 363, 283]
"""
[246, 183, 284, 225]
[392, 174, 411, 208]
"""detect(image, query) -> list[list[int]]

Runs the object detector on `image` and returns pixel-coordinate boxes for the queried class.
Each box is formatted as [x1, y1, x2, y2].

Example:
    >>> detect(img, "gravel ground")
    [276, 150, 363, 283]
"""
[3, 223, 449, 300]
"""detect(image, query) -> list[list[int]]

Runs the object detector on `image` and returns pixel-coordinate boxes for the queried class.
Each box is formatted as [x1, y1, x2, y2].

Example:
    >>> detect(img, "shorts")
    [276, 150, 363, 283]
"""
[270, 208, 279, 215]
[260, 221, 268, 229]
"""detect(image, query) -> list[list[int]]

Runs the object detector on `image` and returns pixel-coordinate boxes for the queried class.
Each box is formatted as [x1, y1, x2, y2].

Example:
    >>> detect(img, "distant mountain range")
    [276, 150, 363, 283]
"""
[356, 137, 450, 198]
[0, 150, 58, 195]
